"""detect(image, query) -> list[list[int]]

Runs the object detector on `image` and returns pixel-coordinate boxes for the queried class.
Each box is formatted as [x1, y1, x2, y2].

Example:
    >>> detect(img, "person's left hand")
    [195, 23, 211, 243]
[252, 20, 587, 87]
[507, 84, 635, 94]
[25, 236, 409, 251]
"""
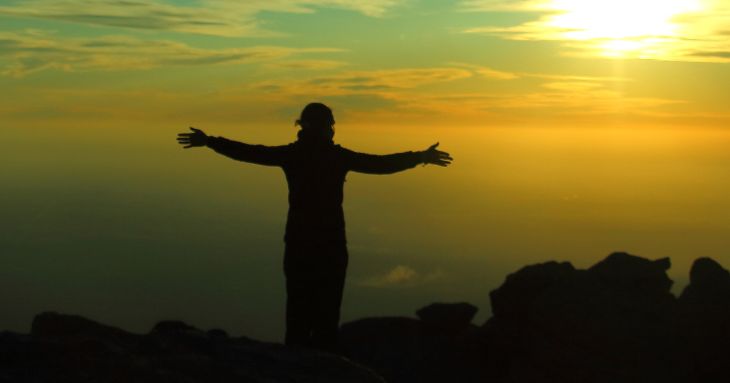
[422, 142, 453, 166]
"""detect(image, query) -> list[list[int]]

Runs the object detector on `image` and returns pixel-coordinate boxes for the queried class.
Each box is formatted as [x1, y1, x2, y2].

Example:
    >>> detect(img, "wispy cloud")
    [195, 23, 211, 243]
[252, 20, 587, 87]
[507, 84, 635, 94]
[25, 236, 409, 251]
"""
[0, 0, 403, 37]
[251, 67, 473, 96]
[383, 84, 682, 119]
[461, 0, 544, 12]
[265, 59, 347, 70]
[449, 62, 520, 80]
[0, 31, 340, 77]
[358, 265, 443, 287]
[462, 0, 730, 63]
[248, 65, 681, 120]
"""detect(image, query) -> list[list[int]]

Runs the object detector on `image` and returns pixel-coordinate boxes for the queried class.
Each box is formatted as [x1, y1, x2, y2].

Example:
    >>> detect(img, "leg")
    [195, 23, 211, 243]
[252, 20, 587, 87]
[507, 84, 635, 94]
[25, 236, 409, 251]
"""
[284, 244, 315, 347]
[310, 243, 348, 352]
[284, 270, 313, 347]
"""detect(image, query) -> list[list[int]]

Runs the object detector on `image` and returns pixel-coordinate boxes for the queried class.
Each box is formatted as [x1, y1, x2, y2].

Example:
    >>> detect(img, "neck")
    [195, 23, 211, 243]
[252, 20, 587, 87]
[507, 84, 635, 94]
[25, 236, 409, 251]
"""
[297, 128, 333, 145]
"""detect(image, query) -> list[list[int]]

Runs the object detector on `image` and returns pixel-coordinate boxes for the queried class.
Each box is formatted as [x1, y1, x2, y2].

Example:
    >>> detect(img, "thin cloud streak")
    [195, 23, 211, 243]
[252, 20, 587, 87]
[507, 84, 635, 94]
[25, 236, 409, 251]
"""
[0, 0, 403, 37]
[251, 67, 474, 95]
[0, 31, 342, 77]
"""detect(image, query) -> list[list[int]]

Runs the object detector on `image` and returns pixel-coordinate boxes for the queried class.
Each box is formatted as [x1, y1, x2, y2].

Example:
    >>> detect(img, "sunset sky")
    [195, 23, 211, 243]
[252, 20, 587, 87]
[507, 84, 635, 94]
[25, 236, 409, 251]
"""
[2, 0, 730, 340]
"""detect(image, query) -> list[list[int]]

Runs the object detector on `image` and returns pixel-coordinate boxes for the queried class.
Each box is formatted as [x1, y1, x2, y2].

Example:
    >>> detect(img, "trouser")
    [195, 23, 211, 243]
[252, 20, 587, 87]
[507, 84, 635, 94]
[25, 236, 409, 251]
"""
[283, 241, 348, 351]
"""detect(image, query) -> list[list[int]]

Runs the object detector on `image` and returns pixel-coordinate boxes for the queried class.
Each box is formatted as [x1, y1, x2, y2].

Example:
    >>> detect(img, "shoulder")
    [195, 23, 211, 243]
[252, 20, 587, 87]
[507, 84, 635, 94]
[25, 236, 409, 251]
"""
[334, 144, 357, 158]
[334, 144, 353, 153]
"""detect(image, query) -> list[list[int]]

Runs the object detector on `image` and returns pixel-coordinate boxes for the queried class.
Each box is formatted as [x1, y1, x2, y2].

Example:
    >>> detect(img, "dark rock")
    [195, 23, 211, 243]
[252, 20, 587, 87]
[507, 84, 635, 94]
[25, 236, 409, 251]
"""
[489, 260, 576, 322]
[142, 320, 214, 355]
[484, 252, 686, 383]
[678, 257, 730, 382]
[340, 314, 487, 383]
[206, 328, 228, 339]
[416, 302, 478, 334]
[589, 252, 673, 295]
[680, 257, 730, 303]
[31, 311, 140, 354]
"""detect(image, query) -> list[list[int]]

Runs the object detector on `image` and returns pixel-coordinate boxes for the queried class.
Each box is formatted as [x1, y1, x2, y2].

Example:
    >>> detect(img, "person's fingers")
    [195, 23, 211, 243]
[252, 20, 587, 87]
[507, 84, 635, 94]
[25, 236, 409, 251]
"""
[428, 142, 440, 150]
[425, 157, 450, 166]
[183, 144, 193, 148]
[189, 127, 201, 133]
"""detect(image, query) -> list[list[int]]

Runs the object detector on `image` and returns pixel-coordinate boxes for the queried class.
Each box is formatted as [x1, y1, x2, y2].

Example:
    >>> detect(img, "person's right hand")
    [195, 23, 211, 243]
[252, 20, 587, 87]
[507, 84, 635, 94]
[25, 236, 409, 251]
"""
[177, 127, 208, 149]
[422, 142, 453, 167]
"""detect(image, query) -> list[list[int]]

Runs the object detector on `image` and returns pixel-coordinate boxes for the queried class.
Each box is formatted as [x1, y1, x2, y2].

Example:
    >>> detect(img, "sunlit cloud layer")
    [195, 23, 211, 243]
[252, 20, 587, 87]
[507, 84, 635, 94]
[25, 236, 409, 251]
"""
[0, 0, 727, 127]
[0, 55, 686, 124]
[0, 0, 402, 37]
[464, 0, 730, 62]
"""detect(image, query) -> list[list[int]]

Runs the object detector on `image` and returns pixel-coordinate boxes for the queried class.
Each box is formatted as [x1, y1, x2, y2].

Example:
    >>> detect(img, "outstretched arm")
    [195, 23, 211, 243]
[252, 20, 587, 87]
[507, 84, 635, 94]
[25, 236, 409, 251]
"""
[345, 142, 452, 174]
[176, 127, 288, 167]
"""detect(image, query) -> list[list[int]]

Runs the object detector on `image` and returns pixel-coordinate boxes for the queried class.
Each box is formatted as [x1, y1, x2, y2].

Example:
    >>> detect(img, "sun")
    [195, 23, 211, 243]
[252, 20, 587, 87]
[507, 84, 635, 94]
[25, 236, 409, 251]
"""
[543, 0, 702, 57]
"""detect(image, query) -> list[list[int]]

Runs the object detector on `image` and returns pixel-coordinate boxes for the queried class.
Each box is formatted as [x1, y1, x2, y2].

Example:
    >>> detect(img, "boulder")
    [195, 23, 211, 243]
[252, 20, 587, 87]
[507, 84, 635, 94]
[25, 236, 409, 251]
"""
[489, 260, 576, 322]
[484, 252, 686, 383]
[680, 257, 730, 304]
[340, 307, 486, 383]
[678, 257, 730, 382]
[588, 252, 673, 297]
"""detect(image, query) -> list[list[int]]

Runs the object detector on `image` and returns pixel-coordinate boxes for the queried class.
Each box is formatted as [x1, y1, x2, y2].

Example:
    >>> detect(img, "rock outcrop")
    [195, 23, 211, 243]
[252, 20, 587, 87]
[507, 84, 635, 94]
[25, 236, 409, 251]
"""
[340, 252, 730, 383]
[339, 309, 486, 383]
[677, 257, 730, 381]
[483, 252, 685, 383]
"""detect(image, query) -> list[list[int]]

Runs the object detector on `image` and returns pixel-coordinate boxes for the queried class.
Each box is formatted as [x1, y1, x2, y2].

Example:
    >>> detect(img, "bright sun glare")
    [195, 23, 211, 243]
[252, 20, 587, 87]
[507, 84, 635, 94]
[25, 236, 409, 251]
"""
[544, 0, 702, 57]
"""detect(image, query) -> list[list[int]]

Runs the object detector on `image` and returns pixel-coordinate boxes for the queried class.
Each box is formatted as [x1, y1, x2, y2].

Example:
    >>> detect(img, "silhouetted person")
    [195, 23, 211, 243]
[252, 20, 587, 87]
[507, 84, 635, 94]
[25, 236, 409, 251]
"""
[176, 102, 452, 351]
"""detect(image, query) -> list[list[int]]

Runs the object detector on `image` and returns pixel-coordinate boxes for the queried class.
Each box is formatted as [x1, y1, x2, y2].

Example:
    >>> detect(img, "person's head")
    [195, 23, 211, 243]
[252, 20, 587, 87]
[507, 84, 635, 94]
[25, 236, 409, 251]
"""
[295, 102, 335, 142]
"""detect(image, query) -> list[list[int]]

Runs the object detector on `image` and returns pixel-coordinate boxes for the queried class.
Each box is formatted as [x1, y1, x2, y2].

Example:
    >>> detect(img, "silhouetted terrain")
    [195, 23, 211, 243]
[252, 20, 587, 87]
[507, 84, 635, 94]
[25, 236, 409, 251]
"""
[2, 252, 729, 382]
[0, 312, 384, 383]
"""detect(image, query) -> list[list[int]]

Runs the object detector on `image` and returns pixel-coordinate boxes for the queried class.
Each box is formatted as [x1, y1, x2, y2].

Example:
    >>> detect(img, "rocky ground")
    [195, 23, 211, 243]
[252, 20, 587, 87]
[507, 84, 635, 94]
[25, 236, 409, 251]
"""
[2, 252, 729, 382]
[0, 313, 384, 383]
